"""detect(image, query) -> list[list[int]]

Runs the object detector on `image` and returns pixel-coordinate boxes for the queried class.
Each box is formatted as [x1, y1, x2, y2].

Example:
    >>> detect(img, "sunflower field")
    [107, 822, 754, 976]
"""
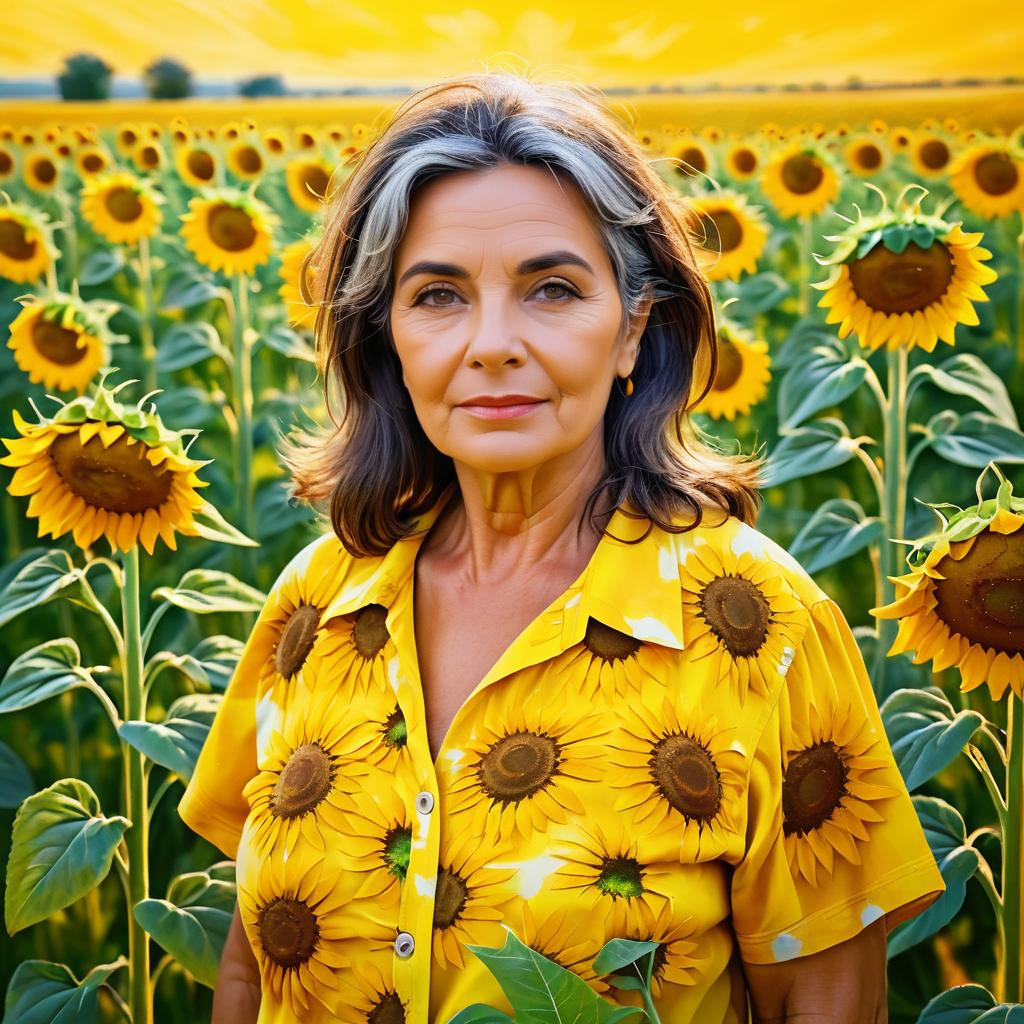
[0, 103, 1022, 1024]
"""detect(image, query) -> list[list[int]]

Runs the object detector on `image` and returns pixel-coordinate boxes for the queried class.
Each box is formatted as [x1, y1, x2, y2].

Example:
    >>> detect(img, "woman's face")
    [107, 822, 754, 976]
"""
[389, 162, 649, 476]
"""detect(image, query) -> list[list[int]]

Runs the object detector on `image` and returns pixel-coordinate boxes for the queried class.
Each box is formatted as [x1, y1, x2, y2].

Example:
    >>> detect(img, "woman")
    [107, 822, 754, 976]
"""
[178, 72, 945, 1024]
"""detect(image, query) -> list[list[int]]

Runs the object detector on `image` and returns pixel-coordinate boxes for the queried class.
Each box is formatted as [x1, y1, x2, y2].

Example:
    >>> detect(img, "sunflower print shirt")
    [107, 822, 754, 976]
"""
[178, 487, 946, 1024]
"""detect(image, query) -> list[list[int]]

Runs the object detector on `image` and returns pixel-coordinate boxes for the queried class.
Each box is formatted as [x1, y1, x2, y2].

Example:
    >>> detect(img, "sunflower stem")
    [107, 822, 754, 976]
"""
[1002, 694, 1023, 1002]
[119, 545, 153, 1024]
[231, 272, 255, 547]
[870, 346, 908, 698]
[138, 235, 157, 397]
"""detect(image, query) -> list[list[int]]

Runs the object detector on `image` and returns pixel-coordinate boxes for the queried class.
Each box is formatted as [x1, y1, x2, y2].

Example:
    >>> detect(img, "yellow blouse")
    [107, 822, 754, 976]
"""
[177, 485, 946, 1024]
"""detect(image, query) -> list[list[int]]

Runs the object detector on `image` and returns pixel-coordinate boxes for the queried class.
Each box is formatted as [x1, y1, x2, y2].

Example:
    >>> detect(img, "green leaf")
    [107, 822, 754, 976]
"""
[0, 741, 35, 809]
[761, 419, 857, 488]
[886, 796, 980, 959]
[915, 983, 1024, 1022]
[119, 694, 219, 780]
[3, 956, 127, 1024]
[910, 355, 1019, 430]
[134, 866, 236, 988]
[880, 687, 985, 792]
[592, 937, 660, 974]
[152, 569, 265, 614]
[734, 272, 791, 315]
[5, 779, 130, 934]
[77, 248, 126, 286]
[160, 271, 222, 311]
[929, 412, 1024, 468]
[0, 639, 113, 718]
[146, 636, 243, 693]
[773, 322, 838, 372]
[0, 551, 80, 629]
[445, 1006, 517, 1024]
[778, 343, 868, 429]
[189, 502, 261, 548]
[263, 323, 317, 363]
[156, 322, 230, 373]
[788, 499, 883, 574]
[881, 223, 913, 254]
[149, 385, 218, 428]
[468, 927, 644, 1024]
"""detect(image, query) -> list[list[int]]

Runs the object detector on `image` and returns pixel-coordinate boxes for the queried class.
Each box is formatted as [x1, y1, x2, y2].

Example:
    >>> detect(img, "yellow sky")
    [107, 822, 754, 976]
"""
[4, 1, 1022, 89]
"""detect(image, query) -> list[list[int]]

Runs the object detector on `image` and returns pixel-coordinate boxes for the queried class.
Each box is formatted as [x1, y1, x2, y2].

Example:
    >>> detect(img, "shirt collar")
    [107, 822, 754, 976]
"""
[321, 482, 688, 652]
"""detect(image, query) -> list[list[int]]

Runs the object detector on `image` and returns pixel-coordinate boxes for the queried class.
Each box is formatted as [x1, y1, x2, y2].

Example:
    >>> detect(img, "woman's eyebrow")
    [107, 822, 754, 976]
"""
[397, 250, 595, 287]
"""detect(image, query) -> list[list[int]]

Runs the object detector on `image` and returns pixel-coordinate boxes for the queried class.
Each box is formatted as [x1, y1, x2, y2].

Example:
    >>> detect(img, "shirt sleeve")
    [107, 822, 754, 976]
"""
[176, 586, 281, 860]
[730, 595, 947, 964]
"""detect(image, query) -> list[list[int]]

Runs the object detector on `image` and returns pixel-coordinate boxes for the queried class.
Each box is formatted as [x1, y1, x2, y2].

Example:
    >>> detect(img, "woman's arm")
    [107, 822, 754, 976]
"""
[211, 902, 261, 1024]
[742, 916, 888, 1024]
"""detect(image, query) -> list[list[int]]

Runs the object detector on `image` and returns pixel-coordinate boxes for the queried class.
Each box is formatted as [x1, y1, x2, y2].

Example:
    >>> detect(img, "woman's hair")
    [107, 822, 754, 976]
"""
[282, 70, 766, 557]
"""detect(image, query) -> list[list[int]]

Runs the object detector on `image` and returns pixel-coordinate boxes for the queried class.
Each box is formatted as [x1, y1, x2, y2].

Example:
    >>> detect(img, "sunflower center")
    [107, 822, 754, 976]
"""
[848, 240, 954, 315]
[383, 825, 412, 881]
[733, 148, 757, 174]
[651, 733, 722, 821]
[82, 153, 105, 173]
[367, 993, 405, 1024]
[236, 145, 263, 174]
[713, 337, 744, 391]
[271, 742, 333, 818]
[597, 856, 645, 899]
[583, 618, 641, 662]
[104, 187, 144, 224]
[781, 154, 824, 194]
[302, 165, 330, 200]
[782, 741, 848, 835]
[33, 316, 86, 365]
[706, 209, 743, 253]
[974, 153, 1019, 196]
[33, 159, 57, 184]
[275, 603, 321, 678]
[919, 139, 950, 170]
[257, 896, 319, 968]
[932, 530, 1024, 654]
[353, 603, 390, 658]
[207, 203, 257, 252]
[432, 867, 469, 929]
[478, 730, 559, 802]
[675, 147, 707, 176]
[138, 146, 159, 169]
[187, 149, 215, 181]
[700, 574, 770, 656]
[0, 219, 37, 261]
[383, 705, 408, 748]
[49, 430, 173, 515]
[855, 144, 882, 170]
[0, 151, 12, 175]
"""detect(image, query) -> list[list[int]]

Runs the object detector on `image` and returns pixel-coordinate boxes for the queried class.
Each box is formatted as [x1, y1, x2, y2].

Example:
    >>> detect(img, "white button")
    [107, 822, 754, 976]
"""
[415, 791, 434, 814]
[395, 931, 415, 958]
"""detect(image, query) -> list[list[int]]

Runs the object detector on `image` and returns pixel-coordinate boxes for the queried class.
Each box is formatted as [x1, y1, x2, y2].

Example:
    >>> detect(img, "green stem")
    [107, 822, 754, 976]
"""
[120, 546, 152, 1024]
[872, 346, 908, 698]
[147, 773, 176, 819]
[1002, 694, 1023, 1003]
[138, 236, 157, 396]
[57, 599, 80, 778]
[231, 272, 255, 543]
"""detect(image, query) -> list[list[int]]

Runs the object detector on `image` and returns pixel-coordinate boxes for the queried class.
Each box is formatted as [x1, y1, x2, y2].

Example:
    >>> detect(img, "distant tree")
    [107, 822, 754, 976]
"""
[239, 74, 287, 98]
[144, 57, 192, 99]
[57, 52, 113, 100]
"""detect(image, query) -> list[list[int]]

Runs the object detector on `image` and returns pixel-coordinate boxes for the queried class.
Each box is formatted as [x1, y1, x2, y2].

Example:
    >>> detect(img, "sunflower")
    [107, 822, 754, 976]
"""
[6, 295, 109, 394]
[948, 142, 1024, 219]
[235, 848, 367, 1017]
[75, 144, 111, 178]
[888, 127, 913, 152]
[293, 124, 321, 151]
[843, 135, 889, 178]
[0, 144, 16, 181]
[520, 901, 609, 993]
[910, 134, 953, 177]
[173, 142, 219, 188]
[285, 157, 336, 212]
[760, 144, 839, 219]
[334, 962, 407, 1024]
[603, 903, 705, 998]
[780, 685, 901, 888]
[0, 373, 212, 554]
[871, 470, 1024, 702]
[263, 129, 288, 157]
[685, 191, 768, 282]
[444, 682, 609, 843]
[80, 170, 164, 245]
[431, 828, 518, 969]
[241, 679, 381, 861]
[548, 819, 676, 935]
[278, 236, 321, 330]
[691, 320, 771, 421]
[725, 142, 760, 181]
[549, 616, 680, 702]
[812, 188, 998, 354]
[668, 136, 713, 180]
[227, 139, 266, 181]
[677, 534, 810, 704]
[131, 140, 164, 173]
[180, 187, 276, 275]
[608, 692, 746, 861]
[0, 204, 57, 284]
[23, 149, 60, 193]
[114, 124, 142, 157]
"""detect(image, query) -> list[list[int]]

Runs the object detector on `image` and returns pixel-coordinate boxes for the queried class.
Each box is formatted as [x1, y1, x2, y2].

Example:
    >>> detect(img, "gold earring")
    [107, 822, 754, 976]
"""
[625, 376, 634, 396]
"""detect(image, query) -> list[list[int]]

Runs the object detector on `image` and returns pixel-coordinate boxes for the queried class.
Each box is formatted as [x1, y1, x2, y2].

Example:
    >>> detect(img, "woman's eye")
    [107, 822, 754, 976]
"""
[537, 280, 580, 301]
[411, 279, 580, 308]
[413, 286, 459, 307]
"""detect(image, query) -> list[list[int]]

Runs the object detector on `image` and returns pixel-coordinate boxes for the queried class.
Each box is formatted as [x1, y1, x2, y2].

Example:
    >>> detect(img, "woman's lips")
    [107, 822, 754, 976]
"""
[457, 400, 547, 420]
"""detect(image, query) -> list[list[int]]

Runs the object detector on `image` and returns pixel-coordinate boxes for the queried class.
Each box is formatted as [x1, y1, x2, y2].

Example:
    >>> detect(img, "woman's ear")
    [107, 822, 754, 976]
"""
[620, 285, 655, 375]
